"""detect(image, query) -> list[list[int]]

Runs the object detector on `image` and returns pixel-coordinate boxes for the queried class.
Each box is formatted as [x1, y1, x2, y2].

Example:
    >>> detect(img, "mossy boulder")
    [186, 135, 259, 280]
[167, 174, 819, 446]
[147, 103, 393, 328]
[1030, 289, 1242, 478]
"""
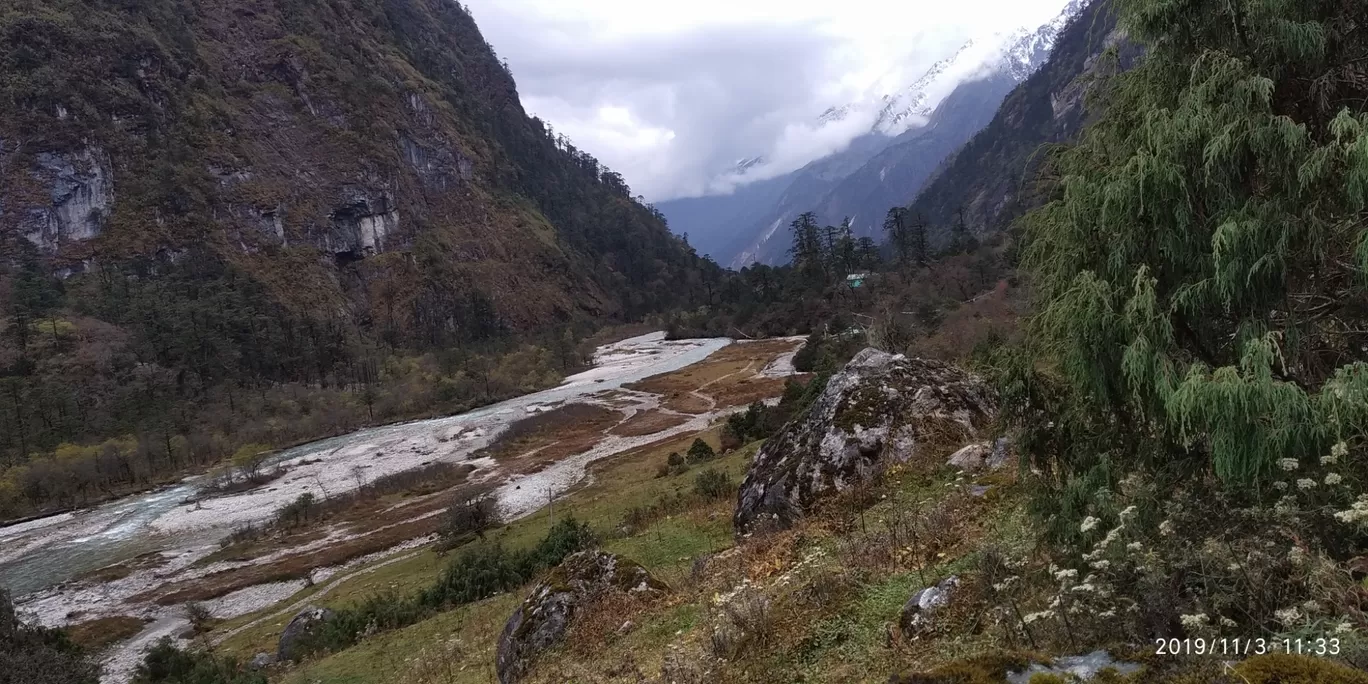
[495, 550, 667, 684]
[735, 349, 996, 534]
[276, 605, 334, 662]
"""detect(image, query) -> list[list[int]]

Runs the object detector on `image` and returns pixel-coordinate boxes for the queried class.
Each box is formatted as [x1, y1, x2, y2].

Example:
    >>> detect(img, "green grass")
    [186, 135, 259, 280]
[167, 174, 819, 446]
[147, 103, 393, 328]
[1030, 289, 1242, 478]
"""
[213, 427, 745, 664]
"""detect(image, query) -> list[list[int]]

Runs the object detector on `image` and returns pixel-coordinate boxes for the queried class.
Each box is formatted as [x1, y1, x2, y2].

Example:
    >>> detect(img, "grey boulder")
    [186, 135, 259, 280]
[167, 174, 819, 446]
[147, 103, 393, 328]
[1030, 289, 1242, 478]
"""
[734, 349, 996, 534]
[495, 551, 667, 683]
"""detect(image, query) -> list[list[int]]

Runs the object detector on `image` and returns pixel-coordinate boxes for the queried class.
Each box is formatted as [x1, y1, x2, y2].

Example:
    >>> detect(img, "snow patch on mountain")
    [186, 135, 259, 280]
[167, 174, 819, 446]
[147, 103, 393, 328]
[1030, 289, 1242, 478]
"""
[705, 0, 1083, 191]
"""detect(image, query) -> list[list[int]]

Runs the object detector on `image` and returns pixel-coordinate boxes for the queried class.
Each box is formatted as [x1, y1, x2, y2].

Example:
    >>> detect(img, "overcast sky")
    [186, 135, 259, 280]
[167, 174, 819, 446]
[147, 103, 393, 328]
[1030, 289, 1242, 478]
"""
[462, 0, 1070, 202]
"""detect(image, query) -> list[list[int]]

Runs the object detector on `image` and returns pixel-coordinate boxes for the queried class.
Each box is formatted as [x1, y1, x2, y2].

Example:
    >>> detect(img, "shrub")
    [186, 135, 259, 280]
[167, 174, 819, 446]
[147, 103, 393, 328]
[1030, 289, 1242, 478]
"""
[657, 451, 689, 478]
[686, 439, 717, 465]
[133, 637, 263, 684]
[274, 492, 318, 529]
[0, 589, 100, 684]
[440, 490, 499, 545]
[184, 603, 214, 635]
[694, 469, 733, 500]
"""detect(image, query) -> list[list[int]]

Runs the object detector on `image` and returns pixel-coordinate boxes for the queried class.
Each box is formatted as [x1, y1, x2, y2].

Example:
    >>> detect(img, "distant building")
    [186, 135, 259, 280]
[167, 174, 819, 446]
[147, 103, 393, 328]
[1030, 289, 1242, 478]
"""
[846, 272, 873, 288]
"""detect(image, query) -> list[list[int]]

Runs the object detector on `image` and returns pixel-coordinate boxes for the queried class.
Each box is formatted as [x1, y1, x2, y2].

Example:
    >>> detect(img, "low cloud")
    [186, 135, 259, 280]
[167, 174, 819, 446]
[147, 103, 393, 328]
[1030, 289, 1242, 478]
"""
[465, 0, 1070, 201]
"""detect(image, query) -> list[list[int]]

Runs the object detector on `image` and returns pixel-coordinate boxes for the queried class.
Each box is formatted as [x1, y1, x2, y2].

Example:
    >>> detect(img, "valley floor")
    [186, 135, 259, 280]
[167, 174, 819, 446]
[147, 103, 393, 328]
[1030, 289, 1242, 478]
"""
[1, 333, 805, 684]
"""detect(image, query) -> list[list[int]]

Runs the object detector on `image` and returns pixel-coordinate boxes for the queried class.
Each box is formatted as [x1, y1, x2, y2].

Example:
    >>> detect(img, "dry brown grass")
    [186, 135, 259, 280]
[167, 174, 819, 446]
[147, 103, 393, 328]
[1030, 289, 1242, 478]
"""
[624, 338, 802, 417]
[562, 590, 671, 660]
[661, 393, 713, 414]
[140, 511, 447, 605]
[77, 552, 171, 583]
[65, 615, 149, 652]
[477, 404, 624, 462]
[709, 377, 792, 410]
[609, 410, 690, 437]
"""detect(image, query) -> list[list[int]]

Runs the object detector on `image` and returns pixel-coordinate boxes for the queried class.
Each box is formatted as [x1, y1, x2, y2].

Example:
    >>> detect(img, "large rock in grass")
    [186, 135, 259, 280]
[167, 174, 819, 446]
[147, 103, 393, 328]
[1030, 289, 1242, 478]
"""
[495, 551, 667, 684]
[277, 605, 334, 662]
[734, 349, 996, 534]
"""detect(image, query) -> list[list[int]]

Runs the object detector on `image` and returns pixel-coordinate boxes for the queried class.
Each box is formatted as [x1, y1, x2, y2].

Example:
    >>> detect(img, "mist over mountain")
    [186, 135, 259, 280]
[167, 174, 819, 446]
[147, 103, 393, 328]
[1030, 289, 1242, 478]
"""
[657, 0, 1084, 266]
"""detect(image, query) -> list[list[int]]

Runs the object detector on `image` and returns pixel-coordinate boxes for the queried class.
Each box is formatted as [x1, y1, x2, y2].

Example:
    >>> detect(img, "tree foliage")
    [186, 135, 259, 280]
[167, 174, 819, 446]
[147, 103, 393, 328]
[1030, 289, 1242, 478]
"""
[1011, 0, 1368, 489]
[0, 589, 99, 684]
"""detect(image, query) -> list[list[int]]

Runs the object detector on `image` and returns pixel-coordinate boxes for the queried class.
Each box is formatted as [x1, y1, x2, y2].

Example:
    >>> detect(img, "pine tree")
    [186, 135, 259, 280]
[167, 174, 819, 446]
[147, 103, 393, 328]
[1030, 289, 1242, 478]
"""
[789, 212, 826, 286]
[948, 207, 975, 255]
[909, 211, 929, 267]
[1010, 0, 1368, 487]
[884, 207, 911, 271]
[835, 217, 856, 274]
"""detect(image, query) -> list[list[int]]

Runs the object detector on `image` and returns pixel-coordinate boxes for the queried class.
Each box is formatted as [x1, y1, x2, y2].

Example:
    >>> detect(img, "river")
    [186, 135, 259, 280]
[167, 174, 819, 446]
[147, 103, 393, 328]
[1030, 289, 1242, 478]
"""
[0, 333, 730, 601]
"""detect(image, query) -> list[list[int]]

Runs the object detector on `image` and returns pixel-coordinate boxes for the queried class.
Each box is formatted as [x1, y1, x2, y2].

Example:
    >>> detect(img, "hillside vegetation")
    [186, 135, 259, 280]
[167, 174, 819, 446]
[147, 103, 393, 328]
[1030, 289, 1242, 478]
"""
[0, 0, 723, 516]
[9, 0, 1368, 683]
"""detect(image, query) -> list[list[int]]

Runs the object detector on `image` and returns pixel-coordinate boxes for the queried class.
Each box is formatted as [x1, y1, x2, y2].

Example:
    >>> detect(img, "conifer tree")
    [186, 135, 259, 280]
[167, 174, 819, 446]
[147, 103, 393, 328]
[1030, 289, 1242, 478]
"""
[884, 207, 911, 270]
[1011, 0, 1368, 487]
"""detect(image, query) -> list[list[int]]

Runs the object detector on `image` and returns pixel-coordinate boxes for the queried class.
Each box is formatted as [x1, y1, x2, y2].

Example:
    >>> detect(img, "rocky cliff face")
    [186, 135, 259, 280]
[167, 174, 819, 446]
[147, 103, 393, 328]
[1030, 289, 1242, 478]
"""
[16, 146, 113, 255]
[733, 349, 997, 534]
[906, 0, 1142, 242]
[0, 0, 706, 331]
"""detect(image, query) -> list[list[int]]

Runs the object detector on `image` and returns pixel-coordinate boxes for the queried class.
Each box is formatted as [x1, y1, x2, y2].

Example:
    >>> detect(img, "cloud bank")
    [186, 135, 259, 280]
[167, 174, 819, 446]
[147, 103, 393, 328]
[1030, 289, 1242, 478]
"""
[465, 0, 1070, 201]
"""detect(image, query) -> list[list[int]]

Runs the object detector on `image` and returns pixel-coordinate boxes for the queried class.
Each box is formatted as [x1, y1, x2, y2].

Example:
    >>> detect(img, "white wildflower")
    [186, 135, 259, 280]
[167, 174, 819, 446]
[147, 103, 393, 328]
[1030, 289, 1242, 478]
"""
[1054, 568, 1079, 582]
[1289, 546, 1307, 565]
[1023, 610, 1054, 624]
[1332, 441, 1349, 459]
[1080, 516, 1100, 533]
[1227, 563, 1241, 572]
[1091, 560, 1111, 571]
[1274, 607, 1303, 626]
[1126, 542, 1144, 552]
[1220, 617, 1237, 628]
[1302, 600, 1321, 614]
[1335, 622, 1354, 635]
[1180, 613, 1209, 630]
[1334, 495, 1368, 524]
[1273, 481, 1289, 491]
[1118, 505, 1138, 522]
[1296, 478, 1317, 490]
[1098, 609, 1116, 619]
[1278, 458, 1300, 471]
[1071, 583, 1097, 593]
[1100, 525, 1124, 548]
[1159, 520, 1175, 537]
[1325, 472, 1343, 486]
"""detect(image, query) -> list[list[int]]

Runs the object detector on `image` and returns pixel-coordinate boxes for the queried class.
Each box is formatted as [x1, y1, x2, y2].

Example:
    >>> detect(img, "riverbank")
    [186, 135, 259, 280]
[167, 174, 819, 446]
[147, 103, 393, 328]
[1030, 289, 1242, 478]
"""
[0, 333, 805, 683]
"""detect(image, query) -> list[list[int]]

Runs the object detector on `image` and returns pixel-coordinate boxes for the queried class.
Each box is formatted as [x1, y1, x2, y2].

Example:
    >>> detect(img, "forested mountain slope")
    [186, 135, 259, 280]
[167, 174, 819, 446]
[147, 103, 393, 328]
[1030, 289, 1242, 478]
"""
[906, 0, 1141, 241]
[0, 0, 713, 514]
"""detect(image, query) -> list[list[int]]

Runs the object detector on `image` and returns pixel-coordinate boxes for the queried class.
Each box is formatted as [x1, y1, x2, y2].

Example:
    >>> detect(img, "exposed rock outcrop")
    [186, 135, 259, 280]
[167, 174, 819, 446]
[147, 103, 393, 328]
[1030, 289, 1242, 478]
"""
[496, 551, 667, 684]
[19, 146, 113, 254]
[325, 187, 398, 260]
[277, 605, 334, 662]
[734, 349, 996, 534]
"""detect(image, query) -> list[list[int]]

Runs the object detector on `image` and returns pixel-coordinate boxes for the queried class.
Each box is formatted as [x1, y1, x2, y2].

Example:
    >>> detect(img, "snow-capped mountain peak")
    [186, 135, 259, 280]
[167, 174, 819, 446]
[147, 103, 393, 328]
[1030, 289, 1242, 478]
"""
[715, 0, 1083, 183]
